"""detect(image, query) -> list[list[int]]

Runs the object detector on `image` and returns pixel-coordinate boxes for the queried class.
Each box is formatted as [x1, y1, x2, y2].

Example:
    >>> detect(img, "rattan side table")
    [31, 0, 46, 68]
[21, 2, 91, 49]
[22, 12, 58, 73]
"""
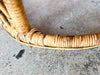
[0, 0, 100, 50]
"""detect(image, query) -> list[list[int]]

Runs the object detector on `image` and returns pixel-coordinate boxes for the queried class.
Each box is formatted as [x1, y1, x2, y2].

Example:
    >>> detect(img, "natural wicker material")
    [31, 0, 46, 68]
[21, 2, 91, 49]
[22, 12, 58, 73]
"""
[0, 0, 100, 49]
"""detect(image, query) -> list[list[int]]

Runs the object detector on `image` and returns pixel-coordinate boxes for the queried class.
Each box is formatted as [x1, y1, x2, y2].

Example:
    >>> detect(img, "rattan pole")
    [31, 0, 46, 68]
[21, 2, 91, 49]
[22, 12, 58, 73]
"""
[3, 0, 31, 34]
[1, 0, 100, 48]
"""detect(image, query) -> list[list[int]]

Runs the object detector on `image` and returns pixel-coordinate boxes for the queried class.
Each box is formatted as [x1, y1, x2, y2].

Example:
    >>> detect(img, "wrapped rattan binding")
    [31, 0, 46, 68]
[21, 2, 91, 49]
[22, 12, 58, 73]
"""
[0, 0, 100, 50]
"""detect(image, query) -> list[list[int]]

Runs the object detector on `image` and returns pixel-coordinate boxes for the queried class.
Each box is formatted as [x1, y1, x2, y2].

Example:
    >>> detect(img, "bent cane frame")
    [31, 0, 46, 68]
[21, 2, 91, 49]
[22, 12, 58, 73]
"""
[0, 0, 100, 50]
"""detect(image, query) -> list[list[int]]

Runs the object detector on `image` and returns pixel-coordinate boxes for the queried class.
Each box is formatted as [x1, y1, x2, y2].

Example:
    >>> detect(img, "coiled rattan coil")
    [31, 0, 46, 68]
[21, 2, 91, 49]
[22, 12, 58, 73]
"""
[0, 0, 100, 50]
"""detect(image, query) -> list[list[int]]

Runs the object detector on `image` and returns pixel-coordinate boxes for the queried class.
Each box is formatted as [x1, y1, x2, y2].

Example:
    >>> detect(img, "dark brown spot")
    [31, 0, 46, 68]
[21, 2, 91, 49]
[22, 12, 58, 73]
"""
[60, 26, 64, 29]
[14, 49, 25, 59]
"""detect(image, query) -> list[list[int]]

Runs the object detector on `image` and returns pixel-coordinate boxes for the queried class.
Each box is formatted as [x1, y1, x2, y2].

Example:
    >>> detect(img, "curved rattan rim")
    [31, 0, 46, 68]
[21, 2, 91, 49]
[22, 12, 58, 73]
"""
[0, 0, 100, 50]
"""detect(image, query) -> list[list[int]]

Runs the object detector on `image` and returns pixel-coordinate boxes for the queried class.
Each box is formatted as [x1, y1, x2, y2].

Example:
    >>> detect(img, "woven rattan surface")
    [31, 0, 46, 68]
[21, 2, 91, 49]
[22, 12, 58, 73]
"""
[0, 0, 100, 50]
